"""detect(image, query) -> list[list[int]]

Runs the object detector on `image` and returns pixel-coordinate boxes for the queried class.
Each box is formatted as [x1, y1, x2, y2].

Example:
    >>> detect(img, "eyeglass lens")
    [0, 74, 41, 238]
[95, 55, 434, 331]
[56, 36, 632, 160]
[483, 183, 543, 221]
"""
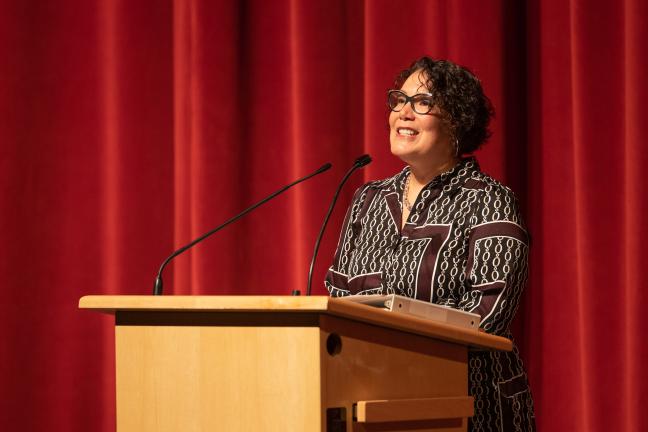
[388, 91, 434, 115]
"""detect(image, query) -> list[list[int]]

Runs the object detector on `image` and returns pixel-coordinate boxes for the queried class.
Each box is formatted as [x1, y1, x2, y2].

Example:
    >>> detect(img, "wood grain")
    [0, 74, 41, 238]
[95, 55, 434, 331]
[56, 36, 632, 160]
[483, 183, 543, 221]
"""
[355, 396, 474, 422]
[79, 295, 511, 351]
[116, 324, 321, 431]
[78, 296, 514, 431]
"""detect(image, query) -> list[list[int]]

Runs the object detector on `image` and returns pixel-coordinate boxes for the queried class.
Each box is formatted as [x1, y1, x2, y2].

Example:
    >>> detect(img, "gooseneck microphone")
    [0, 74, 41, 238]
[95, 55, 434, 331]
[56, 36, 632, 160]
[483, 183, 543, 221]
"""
[153, 162, 332, 295]
[305, 154, 372, 296]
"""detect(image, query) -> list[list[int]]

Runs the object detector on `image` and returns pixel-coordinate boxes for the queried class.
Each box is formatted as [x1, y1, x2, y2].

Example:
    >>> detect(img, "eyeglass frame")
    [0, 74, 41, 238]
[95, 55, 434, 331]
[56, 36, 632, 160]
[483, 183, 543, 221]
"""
[387, 89, 436, 115]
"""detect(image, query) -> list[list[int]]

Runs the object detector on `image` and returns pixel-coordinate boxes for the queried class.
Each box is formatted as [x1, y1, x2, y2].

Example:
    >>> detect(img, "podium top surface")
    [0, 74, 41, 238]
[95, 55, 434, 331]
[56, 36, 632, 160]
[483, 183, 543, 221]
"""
[79, 295, 512, 351]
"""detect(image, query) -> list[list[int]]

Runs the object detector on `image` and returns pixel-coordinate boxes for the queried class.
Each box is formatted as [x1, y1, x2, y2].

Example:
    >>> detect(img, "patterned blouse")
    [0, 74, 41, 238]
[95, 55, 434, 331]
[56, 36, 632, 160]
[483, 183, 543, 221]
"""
[325, 157, 536, 432]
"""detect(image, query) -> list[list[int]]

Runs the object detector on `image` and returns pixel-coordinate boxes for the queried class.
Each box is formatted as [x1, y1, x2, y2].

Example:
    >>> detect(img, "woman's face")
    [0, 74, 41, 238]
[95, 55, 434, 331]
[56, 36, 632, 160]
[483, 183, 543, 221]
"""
[389, 70, 454, 169]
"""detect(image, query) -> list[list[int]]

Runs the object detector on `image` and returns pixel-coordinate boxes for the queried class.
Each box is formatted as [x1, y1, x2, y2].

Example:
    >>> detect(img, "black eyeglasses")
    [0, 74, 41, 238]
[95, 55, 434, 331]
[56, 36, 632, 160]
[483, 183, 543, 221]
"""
[387, 90, 435, 115]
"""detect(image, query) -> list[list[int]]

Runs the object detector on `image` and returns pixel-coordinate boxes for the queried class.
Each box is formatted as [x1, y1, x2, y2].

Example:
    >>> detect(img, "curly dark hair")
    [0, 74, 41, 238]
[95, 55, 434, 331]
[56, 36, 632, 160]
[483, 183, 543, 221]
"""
[393, 56, 494, 155]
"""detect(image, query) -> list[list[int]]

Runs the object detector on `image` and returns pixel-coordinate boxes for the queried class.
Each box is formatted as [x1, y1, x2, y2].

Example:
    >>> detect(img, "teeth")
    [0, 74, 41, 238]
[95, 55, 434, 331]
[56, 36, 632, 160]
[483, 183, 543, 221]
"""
[398, 128, 417, 136]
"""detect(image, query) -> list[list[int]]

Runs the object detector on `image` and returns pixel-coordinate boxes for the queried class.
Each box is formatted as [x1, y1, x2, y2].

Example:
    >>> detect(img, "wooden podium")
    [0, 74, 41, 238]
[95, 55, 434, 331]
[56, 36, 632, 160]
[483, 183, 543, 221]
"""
[79, 295, 511, 432]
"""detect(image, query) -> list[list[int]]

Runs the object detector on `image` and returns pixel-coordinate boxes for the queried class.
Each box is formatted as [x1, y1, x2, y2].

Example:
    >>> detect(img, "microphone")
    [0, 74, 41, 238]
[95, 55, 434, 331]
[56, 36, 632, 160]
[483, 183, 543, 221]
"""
[304, 154, 372, 296]
[153, 162, 332, 295]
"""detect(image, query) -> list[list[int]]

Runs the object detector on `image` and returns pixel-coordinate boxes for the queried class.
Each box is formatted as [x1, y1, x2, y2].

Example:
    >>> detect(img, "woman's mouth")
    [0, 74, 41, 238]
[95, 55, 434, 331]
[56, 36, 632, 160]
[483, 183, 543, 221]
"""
[397, 127, 419, 137]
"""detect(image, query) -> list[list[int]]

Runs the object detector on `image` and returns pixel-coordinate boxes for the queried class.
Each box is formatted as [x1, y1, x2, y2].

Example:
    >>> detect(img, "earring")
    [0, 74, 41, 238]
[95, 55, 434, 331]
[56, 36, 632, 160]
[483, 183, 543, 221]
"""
[454, 138, 460, 158]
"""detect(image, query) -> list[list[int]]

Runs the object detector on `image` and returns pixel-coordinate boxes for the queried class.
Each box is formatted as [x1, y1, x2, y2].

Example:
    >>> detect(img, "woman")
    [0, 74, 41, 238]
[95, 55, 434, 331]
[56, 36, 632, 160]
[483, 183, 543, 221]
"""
[325, 57, 536, 432]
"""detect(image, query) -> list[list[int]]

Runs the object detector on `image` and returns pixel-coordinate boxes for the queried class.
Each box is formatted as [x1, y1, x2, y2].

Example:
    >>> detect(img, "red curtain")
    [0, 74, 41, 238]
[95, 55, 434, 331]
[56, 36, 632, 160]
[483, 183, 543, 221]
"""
[1, 1, 646, 430]
[525, 1, 648, 430]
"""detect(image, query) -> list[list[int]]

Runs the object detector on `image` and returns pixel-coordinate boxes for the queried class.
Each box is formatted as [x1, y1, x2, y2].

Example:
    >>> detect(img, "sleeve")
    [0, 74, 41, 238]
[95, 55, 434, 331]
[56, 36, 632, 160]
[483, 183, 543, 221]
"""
[324, 184, 372, 297]
[457, 185, 530, 336]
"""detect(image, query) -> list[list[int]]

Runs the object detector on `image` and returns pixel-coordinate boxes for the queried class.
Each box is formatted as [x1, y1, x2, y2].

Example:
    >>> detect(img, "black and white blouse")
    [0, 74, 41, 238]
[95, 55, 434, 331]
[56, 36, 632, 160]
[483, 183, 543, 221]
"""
[325, 157, 536, 432]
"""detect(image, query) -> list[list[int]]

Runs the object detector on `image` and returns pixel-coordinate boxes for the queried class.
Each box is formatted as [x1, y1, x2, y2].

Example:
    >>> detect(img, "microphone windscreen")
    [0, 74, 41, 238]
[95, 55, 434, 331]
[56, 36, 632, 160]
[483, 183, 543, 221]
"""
[354, 154, 372, 167]
[317, 162, 333, 173]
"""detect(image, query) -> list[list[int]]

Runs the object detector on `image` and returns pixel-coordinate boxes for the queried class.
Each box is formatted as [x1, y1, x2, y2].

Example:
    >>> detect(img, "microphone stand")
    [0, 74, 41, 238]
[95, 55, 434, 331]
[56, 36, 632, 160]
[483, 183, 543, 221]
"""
[153, 163, 332, 295]
[304, 154, 372, 296]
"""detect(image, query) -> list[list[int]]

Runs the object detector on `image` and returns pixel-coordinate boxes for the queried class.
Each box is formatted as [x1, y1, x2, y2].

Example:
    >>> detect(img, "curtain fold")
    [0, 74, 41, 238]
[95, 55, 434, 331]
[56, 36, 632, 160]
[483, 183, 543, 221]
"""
[526, 1, 648, 431]
[622, 3, 648, 430]
[1, 1, 647, 430]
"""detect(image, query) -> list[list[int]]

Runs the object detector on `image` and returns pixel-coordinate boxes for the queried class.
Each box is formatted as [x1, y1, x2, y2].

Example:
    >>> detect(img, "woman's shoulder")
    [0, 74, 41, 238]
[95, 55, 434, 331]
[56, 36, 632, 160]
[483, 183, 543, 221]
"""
[465, 167, 525, 225]
[462, 164, 519, 200]
[346, 169, 407, 210]
[354, 167, 407, 195]
[419, 157, 509, 200]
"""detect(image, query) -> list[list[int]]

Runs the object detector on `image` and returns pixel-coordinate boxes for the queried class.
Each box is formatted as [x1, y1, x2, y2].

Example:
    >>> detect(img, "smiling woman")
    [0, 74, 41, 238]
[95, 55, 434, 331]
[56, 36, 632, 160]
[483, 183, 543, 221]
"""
[325, 57, 536, 432]
[389, 71, 456, 188]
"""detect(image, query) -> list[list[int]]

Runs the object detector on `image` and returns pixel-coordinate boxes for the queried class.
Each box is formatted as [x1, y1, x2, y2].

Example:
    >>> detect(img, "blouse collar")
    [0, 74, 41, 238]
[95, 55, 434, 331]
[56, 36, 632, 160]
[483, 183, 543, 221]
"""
[380, 157, 481, 195]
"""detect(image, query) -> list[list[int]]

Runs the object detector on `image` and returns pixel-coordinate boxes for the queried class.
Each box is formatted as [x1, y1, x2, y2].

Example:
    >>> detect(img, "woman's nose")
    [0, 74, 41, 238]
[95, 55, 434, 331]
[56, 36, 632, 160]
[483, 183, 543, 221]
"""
[399, 102, 415, 119]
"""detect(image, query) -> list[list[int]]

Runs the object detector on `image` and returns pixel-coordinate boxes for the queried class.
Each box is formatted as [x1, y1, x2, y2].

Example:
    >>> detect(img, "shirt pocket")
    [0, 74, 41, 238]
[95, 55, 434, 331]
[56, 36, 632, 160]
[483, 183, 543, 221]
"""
[497, 373, 536, 432]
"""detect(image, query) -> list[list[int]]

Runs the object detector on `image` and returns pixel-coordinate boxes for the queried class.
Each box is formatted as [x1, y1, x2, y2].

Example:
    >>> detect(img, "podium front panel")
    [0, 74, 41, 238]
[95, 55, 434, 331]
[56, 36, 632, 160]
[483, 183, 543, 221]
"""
[115, 311, 322, 431]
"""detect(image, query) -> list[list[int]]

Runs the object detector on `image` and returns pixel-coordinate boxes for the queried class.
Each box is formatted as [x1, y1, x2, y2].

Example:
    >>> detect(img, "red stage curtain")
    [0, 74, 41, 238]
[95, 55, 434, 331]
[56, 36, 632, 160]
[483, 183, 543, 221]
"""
[0, 1, 646, 430]
[525, 1, 648, 431]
